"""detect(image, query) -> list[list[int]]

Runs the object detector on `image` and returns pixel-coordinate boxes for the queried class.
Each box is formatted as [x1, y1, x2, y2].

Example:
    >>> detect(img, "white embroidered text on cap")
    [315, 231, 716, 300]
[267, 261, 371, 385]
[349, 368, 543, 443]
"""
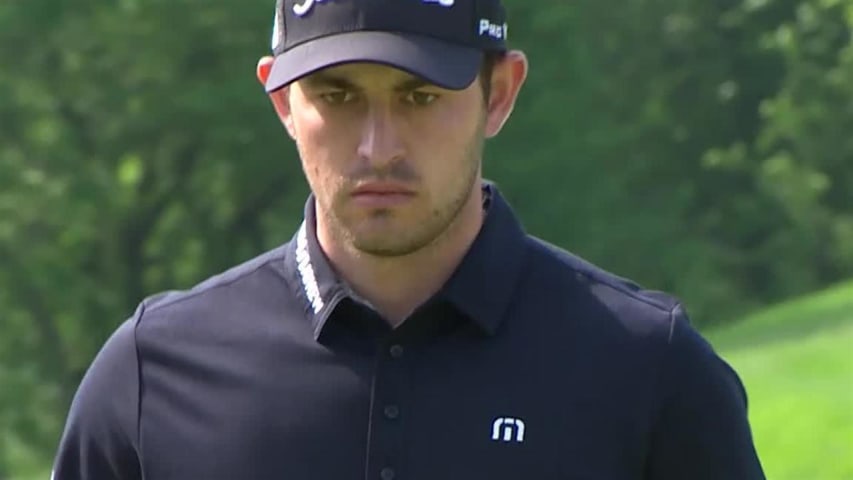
[478, 18, 508, 40]
[422, 0, 455, 7]
[292, 0, 330, 17]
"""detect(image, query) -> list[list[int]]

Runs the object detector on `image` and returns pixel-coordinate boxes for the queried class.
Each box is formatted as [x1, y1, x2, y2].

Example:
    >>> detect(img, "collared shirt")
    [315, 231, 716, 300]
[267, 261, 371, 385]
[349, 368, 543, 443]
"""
[52, 182, 766, 480]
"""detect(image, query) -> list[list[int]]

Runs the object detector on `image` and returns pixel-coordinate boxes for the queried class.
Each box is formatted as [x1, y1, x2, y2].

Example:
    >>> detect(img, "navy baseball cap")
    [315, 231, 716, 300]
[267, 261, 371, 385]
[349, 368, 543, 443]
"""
[265, 0, 509, 93]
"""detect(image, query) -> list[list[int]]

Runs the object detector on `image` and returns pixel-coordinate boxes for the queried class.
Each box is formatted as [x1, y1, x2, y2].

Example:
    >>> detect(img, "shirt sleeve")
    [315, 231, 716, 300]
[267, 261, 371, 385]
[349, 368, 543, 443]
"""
[51, 313, 142, 480]
[645, 304, 766, 480]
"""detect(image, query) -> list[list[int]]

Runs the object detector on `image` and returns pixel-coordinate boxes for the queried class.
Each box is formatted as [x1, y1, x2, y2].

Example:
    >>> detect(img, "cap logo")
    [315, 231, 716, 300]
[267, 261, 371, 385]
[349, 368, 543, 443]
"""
[478, 18, 508, 40]
[292, 0, 330, 17]
[292, 0, 453, 18]
[422, 0, 455, 6]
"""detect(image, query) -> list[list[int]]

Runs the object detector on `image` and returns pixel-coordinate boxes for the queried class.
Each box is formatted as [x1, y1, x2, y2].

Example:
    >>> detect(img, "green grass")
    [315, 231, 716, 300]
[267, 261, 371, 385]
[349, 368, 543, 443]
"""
[706, 280, 853, 480]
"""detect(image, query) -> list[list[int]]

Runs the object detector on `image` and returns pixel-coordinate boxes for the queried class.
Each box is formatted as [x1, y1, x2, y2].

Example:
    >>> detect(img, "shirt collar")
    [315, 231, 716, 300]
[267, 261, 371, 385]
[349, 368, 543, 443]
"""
[284, 181, 529, 339]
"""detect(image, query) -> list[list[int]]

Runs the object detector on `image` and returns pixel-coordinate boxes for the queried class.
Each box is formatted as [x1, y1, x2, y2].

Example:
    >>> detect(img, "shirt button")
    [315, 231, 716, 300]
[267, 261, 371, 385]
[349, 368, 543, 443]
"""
[380, 467, 396, 480]
[383, 405, 400, 420]
[389, 344, 404, 358]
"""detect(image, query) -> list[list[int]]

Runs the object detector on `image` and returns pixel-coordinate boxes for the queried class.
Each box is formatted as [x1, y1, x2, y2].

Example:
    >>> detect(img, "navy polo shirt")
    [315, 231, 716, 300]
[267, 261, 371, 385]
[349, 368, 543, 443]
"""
[53, 182, 765, 480]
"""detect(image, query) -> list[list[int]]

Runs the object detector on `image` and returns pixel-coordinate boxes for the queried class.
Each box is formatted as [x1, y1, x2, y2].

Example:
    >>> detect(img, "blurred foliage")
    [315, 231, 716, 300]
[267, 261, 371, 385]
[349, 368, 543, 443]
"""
[1, 0, 852, 474]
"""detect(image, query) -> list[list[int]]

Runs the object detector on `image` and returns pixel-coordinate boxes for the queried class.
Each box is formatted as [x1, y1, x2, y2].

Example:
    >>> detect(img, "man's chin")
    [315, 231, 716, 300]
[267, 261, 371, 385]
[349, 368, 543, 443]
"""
[349, 228, 429, 258]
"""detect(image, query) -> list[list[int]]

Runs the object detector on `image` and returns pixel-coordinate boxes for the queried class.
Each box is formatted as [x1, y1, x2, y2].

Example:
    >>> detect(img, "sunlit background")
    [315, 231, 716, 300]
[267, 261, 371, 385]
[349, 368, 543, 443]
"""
[1, 0, 852, 478]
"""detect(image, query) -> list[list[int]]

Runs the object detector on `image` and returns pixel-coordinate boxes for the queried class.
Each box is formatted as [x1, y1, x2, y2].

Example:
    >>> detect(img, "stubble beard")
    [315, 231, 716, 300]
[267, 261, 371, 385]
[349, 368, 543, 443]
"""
[353, 150, 482, 258]
[309, 125, 486, 260]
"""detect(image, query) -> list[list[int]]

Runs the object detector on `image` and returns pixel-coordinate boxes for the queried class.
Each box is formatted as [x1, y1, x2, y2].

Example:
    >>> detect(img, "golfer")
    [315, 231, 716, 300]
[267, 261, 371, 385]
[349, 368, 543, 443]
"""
[52, 0, 766, 478]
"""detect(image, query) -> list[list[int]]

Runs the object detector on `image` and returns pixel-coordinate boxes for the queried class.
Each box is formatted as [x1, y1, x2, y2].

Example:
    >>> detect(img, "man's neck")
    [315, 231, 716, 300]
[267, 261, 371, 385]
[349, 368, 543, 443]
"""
[316, 186, 485, 328]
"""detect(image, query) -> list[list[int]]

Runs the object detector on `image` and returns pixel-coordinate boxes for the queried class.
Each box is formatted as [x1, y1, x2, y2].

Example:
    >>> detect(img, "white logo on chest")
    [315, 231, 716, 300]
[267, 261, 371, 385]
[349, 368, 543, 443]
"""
[492, 417, 525, 443]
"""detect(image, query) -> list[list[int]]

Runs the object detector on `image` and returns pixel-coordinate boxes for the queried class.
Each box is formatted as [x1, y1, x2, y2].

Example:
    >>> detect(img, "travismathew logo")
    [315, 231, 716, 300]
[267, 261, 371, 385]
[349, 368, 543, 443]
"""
[296, 222, 324, 314]
[492, 417, 525, 443]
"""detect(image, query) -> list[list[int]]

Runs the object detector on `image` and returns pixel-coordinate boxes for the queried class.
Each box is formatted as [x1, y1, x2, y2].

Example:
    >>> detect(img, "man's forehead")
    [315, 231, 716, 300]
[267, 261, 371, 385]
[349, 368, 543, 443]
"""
[300, 62, 437, 89]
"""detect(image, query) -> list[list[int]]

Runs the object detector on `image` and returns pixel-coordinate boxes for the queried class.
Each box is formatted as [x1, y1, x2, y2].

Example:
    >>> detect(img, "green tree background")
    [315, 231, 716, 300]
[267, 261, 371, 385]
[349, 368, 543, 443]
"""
[1, 0, 851, 476]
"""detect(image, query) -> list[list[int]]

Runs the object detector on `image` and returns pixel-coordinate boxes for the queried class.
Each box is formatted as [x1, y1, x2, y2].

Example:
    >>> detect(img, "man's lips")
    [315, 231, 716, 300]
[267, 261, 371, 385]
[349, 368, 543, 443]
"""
[351, 182, 417, 196]
[350, 183, 415, 206]
[351, 183, 414, 195]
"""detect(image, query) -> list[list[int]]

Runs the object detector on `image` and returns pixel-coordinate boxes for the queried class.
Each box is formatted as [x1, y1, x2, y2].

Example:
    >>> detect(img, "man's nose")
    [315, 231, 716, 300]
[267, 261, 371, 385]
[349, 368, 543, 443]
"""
[357, 104, 405, 168]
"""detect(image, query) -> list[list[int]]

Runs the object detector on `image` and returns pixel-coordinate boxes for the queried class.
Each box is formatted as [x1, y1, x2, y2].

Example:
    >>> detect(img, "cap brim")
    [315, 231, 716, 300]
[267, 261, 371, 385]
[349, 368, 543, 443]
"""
[265, 31, 483, 93]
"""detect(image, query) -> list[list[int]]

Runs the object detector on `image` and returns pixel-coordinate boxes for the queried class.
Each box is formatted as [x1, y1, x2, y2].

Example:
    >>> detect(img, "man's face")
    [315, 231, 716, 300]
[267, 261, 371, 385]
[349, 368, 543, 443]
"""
[285, 63, 488, 257]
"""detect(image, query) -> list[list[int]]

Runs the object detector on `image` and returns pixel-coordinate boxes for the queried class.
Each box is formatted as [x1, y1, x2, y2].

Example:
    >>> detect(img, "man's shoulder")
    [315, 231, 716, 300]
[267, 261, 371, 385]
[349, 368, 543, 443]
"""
[522, 235, 682, 334]
[133, 242, 293, 326]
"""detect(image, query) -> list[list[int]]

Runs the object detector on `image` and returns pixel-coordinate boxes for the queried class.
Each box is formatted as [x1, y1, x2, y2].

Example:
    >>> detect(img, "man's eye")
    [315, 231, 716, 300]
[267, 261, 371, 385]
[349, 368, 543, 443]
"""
[320, 91, 355, 104]
[405, 91, 438, 106]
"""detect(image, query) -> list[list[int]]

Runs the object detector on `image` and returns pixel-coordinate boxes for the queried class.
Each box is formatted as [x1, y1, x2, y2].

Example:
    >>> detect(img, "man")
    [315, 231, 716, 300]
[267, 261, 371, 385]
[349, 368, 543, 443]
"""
[52, 0, 766, 478]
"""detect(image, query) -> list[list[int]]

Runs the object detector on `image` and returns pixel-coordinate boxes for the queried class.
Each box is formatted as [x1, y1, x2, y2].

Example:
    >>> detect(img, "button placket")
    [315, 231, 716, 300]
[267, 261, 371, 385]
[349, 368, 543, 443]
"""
[384, 342, 406, 423]
[366, 338, 409, 480]
[383, 404, 400, 420]
[380, 466, 396, 480]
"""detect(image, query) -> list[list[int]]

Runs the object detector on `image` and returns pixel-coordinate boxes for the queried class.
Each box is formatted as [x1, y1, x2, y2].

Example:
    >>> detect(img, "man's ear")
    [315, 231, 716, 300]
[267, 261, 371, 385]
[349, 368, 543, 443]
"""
[257, 56, 296, 139]
[484, 50, 529, 138]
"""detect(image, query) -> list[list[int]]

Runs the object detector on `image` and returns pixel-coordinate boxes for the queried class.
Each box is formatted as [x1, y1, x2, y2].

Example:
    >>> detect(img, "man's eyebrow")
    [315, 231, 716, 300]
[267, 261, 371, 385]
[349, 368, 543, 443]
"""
[393, 77, 433, 92]
[301, 73, 436, 91]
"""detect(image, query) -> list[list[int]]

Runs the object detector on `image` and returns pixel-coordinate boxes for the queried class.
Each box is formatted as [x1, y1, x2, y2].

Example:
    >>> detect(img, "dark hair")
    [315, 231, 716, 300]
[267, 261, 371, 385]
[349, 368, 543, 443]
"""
[479, 50, 508, 102]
